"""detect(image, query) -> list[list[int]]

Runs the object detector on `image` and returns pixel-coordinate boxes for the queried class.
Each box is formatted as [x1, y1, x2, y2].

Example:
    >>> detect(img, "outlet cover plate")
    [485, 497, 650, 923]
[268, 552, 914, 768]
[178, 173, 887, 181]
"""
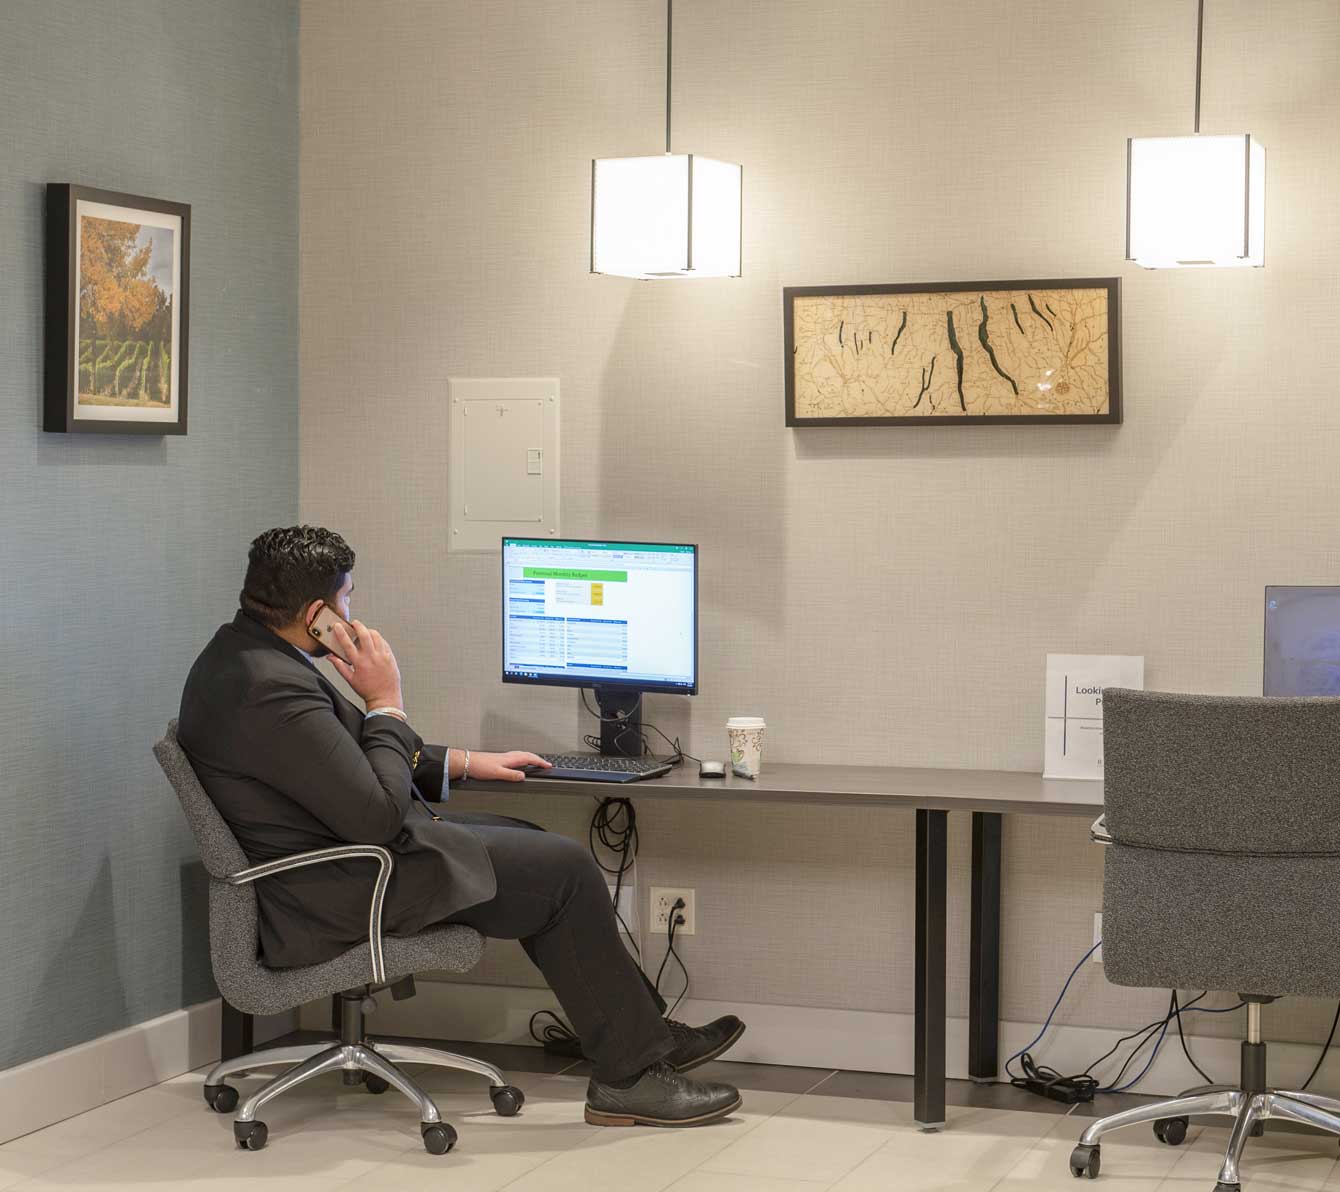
[650, 886, 696, 936]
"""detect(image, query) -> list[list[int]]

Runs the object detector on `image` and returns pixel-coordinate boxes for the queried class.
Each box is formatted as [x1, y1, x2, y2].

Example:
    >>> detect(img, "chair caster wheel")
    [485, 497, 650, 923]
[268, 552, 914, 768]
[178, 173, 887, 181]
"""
[364, 1075, 390, 1094]
[1213, 1184, 1241, 1192]
[421, 1122, 457, 1154]
[1069, 1143, 1100, 1179]
[1153, 1116, 1188, 1145]
[234, 1120, 268, 1151]
[490, 1085, 525, 1116]
[203, 1083, 238, 1113]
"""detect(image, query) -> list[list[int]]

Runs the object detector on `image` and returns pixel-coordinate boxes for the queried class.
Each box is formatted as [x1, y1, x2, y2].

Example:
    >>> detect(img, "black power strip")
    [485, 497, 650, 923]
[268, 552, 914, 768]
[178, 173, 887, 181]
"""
[1010, 1053, 1097, 1104]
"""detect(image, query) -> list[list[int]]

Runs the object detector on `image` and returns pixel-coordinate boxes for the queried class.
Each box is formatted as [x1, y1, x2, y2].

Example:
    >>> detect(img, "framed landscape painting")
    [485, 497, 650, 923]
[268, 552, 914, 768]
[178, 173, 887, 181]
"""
[784, 277, 1121, 427]
[45, 184, 190, 434]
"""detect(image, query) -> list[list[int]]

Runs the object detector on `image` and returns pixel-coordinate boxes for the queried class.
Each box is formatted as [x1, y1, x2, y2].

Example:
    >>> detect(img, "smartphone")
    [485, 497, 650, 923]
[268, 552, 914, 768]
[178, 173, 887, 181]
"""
[307, 600, 358, 664]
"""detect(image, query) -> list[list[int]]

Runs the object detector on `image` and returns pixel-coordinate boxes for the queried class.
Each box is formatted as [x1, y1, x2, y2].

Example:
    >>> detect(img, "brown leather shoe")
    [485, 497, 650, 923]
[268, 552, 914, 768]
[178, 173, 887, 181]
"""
[585, 1060, 741, 1127]
[664, 1015, 746, 1072]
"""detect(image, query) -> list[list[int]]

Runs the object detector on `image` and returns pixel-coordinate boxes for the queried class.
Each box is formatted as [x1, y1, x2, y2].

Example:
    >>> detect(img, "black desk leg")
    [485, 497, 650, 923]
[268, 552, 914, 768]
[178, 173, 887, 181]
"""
[969, 811, 1003, 1083]
[914, 808, 948, 1130]
[221, 999, 253, 1062]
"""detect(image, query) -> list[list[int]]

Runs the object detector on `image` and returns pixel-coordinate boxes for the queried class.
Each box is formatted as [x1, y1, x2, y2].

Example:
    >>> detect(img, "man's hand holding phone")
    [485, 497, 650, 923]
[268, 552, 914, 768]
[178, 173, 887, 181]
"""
[328, 619, 404, 714]
[309, 604, 551, 782]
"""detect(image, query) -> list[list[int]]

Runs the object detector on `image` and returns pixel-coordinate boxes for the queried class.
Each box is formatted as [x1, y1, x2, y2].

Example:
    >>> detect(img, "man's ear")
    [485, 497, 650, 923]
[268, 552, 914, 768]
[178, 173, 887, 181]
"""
[302, 599, 325, 628]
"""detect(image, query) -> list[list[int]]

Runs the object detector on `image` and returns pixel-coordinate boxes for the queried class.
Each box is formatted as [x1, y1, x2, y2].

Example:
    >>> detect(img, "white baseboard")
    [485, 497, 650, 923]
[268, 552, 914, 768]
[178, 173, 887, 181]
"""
[300, 978, 1340, 1102]
[0, 1001, 296, 1145]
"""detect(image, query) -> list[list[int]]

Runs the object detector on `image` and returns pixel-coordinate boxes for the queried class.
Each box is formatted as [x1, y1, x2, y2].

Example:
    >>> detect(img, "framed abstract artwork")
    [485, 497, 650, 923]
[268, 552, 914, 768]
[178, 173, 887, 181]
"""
[784, 277, 1121, 427]
[45, 183, 190, 434]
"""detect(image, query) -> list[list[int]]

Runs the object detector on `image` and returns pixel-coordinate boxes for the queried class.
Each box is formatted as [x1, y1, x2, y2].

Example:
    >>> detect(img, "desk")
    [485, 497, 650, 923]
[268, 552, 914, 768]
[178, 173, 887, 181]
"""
[220, 763, 1103, 1129]
[468, 763, 1104, 1129]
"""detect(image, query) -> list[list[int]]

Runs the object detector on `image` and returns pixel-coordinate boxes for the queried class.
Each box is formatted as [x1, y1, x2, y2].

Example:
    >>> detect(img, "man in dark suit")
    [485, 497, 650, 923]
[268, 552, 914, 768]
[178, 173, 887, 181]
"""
[179, 526, 744, 1128]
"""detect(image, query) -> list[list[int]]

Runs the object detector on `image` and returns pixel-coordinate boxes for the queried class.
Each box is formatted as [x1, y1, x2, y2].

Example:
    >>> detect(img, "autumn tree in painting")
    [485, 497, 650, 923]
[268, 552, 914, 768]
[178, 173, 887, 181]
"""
[77, 216, 173, 406]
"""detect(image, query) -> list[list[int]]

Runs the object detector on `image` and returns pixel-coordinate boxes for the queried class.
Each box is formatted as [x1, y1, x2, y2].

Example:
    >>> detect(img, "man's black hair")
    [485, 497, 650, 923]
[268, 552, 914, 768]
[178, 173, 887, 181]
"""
[239, 525, 355, 628]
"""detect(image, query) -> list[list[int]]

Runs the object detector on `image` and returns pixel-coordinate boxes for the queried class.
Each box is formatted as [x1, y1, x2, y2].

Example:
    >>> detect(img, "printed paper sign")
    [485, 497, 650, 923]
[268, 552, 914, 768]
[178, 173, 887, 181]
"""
[1044, 655, 1145, 780]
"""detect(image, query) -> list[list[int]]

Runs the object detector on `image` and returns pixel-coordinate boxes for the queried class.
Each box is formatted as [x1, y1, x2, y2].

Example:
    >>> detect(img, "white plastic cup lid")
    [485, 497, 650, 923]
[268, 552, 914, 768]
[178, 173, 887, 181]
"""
[726, 717, 766, 729]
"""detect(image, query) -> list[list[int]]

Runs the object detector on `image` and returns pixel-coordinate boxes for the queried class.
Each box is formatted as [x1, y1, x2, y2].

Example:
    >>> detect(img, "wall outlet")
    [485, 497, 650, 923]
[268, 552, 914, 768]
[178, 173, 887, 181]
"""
[650, 886, 696, 936]
[1093, 912, 1103, 964]
[607, 884, 636, 935]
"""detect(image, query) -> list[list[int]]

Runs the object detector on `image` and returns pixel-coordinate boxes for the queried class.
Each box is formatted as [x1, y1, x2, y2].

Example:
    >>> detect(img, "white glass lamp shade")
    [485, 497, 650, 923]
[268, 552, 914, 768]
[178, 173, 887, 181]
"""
[591, 153, 742, 279]
[1127, 133, 1265, 268]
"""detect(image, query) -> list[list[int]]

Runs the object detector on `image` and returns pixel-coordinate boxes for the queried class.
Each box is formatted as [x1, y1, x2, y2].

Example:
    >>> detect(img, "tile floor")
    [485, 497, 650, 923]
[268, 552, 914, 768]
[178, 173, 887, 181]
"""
[1, 1041, 1337, 1192]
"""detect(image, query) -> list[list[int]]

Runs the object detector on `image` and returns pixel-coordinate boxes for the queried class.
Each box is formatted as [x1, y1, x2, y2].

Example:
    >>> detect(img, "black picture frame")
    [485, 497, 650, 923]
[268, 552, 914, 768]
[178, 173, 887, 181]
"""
[45, 183, 191, 435]
[784, 277, 1121, 427]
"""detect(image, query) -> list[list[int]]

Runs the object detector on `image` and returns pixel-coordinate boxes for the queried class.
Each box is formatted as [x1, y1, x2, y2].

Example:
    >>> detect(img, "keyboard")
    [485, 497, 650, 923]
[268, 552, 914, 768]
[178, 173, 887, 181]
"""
[525, 753, 673, 783]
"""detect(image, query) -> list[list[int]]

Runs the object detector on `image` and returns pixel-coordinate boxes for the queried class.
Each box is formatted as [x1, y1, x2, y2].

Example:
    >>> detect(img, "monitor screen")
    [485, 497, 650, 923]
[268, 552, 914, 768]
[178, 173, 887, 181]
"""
[1264, 585, 1340, 696]
[502, 538, 697, 693]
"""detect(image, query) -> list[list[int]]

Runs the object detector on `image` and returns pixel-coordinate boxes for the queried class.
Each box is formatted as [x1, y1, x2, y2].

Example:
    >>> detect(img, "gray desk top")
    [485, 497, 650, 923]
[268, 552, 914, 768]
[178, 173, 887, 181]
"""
[461, 762, 1105, 817]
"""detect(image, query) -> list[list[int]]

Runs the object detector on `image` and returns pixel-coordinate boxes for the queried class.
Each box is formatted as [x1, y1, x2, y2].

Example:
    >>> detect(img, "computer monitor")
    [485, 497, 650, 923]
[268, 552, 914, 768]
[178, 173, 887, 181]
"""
[1264, 585, 1340, 696]
[502, 537, 697, 752]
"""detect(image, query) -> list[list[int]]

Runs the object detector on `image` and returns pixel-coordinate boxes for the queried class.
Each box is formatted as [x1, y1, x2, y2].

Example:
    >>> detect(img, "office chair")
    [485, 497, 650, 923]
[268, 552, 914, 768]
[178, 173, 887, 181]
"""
[154, 720, 526, 1154]
[1070, 688, 1340, 1191]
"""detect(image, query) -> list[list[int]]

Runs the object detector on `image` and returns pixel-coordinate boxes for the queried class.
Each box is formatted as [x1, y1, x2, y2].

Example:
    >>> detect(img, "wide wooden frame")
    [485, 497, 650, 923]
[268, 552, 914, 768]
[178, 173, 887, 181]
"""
[784, 277, 1121, 428]
[44, 183, 191, 435]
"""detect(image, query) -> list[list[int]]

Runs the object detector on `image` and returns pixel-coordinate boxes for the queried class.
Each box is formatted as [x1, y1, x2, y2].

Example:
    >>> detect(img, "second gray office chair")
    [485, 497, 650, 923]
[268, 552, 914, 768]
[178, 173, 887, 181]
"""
[154, 720, 525, 1154]
[1072, 688, 1340, 1191]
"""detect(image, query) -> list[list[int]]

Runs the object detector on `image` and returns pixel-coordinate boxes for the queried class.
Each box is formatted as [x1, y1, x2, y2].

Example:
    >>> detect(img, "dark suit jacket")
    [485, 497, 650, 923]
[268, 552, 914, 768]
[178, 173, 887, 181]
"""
[178, 610, 496, 968]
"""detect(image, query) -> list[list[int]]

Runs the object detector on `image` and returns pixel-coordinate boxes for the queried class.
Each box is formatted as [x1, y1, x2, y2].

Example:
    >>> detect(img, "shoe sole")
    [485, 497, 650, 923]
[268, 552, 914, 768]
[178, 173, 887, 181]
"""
[584, 1094, 743, 1128]
[671, 1022, 747, 1074]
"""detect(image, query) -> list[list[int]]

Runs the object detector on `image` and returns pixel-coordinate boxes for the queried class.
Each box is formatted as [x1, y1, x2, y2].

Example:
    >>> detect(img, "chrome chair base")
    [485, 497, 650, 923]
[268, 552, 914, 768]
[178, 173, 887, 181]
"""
[202, 1037, 524, 1154]
[1070, 1086, 1340, 1189]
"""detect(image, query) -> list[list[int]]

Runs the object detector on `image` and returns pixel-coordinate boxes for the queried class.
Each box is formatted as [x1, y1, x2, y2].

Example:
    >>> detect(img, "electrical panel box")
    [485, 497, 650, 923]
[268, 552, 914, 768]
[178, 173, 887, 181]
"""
[448, 378, 559, 552]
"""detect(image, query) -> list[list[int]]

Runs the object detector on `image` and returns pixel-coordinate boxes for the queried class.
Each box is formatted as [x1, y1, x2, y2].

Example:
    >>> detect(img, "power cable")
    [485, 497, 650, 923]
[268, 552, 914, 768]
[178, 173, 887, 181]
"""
[1300, 1001, 1340, 1091]
[578, 687, 699, 764]
[654, 898, 690, 1016]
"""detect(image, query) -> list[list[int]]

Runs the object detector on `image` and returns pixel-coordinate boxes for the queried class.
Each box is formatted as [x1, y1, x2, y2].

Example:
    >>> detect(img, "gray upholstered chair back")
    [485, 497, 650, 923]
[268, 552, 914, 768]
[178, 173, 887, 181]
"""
[154, 719, 484, 1016]
[1101, 688, 1340, 998]
[154, 719, 249, 878]
[154, 719, 274, 1010]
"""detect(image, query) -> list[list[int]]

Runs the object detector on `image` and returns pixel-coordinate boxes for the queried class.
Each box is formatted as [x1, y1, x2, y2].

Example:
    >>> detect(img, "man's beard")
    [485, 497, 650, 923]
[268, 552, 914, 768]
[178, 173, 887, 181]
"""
[308, 642, 331, 659]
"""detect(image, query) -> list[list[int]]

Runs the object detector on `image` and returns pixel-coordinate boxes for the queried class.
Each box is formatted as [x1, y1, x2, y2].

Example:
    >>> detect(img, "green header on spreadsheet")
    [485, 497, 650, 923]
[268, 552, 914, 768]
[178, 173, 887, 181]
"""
[524, 567, 628, 582]
[506, 539, 693, 553]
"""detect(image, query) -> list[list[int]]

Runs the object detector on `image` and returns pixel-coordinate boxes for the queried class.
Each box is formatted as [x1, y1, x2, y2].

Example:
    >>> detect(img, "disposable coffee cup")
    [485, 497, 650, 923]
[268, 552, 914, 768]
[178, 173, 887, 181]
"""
[726, 717, 766, 780]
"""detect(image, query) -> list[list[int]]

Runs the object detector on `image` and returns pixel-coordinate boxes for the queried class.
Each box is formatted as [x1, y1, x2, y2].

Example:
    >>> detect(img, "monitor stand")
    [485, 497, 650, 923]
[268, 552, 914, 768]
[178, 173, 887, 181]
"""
[593, 685, 643, 758]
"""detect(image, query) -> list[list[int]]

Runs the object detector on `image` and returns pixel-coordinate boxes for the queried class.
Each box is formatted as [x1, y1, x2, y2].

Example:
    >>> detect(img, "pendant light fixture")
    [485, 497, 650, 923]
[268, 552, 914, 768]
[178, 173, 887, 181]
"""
[1126, 0, 1264, 268]
[590, 0, 742, 279]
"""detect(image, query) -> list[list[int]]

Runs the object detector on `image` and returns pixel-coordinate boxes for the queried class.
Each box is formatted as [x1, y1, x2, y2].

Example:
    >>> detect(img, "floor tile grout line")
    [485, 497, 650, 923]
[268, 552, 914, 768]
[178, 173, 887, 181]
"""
[0, 1090, 218, 1176]
[494, 1074, 826, 1192]
[693, 1082, 929, 1192]
[0, 1075, 205, 1155]
[777, 1121, 901, 1191]
[491, 1138, 587, 1192]
[975, 1102, 1082, 1192]
[800, 1070, 843, 1096]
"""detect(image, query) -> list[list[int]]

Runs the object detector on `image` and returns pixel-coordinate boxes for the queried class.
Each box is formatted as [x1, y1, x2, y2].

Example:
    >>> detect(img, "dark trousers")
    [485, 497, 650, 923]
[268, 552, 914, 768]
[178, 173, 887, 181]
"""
[434, 811, 673, 1082]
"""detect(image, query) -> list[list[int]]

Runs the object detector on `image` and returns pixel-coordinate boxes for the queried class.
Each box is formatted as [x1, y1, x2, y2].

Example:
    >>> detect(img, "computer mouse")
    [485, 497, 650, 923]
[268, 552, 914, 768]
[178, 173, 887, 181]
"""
[699, 760, 726, 778]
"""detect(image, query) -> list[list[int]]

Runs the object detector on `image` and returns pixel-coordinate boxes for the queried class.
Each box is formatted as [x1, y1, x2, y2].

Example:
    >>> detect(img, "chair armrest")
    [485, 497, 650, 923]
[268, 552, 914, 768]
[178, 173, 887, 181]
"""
[1090, 814, 1113, 846]
[228, 845, 394, 984]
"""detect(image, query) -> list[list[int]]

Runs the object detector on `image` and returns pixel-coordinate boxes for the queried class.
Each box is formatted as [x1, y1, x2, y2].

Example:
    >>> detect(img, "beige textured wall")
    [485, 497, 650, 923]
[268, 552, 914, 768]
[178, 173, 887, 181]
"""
[300, 0, 1340, 1050]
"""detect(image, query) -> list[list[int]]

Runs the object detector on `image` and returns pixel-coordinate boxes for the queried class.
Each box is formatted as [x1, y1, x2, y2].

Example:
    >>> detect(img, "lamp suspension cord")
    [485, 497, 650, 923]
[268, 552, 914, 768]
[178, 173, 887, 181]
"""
[1193, 0, 1204, 134]
[664, 0, 675, 153]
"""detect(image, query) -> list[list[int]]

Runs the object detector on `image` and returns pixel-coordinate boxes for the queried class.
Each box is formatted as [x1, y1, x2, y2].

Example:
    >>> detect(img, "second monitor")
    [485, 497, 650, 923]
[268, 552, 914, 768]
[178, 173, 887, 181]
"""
[501, 537, 697, 756]
[1264, 585, 1340, 697]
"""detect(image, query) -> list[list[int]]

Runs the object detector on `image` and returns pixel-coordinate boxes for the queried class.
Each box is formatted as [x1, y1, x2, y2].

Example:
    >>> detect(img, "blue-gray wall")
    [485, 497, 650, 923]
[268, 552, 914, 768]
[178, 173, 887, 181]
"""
[0, 0, 298, 1068]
